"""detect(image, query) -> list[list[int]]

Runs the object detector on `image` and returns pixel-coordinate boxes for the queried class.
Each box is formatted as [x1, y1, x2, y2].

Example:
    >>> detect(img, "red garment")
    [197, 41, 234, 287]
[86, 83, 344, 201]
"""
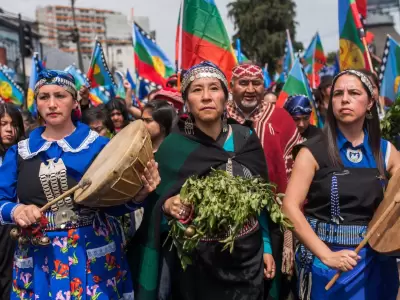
[227, 101, 301, 193]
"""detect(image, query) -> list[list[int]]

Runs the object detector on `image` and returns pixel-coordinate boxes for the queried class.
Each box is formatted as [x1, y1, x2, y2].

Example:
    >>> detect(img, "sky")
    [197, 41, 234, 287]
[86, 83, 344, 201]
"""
[0, 0, 397, 63]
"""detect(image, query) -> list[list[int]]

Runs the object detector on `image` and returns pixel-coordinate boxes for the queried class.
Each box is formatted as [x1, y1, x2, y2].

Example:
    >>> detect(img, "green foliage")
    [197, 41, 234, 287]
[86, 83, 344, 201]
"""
[326, 51, 338, 65]
[168, 169, 292, 270]
[227, 0, 302, 74]
[381, 97, 400, 144]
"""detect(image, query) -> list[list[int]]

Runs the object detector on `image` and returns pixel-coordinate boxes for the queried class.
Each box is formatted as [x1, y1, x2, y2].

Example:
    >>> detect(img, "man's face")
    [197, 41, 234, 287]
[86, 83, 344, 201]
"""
[231, 76, 264, 113]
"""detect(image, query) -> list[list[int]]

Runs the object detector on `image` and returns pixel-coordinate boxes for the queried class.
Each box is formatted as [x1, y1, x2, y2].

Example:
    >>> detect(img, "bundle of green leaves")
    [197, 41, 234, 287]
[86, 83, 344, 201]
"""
[381, 97, 400, 147]
[168, 169, 292, 270]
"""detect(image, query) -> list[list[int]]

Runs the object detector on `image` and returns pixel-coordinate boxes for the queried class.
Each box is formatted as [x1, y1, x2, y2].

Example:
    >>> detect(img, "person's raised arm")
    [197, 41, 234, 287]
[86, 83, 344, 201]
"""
[123, 80, 142, 119]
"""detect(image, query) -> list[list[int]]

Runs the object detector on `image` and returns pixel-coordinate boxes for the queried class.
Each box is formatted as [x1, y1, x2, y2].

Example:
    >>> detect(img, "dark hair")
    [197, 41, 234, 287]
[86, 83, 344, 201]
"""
[105, 98, 130, 128]
[0, 103, 25, 157]
[82, 105, 114, 133]
[143, 99, 177, 136]
[324, 70, 385, 177]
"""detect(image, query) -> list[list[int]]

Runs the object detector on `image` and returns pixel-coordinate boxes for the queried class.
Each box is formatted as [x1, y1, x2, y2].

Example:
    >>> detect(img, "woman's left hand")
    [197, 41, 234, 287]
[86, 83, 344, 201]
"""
[263, 253, 276, 280]
[134, 160, 161, 203]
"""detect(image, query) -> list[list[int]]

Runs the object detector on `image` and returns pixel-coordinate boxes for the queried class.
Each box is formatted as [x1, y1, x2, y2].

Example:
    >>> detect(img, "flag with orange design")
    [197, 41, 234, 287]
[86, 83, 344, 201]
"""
[338, 0, 370, 71]
[87, 40, 116, 89]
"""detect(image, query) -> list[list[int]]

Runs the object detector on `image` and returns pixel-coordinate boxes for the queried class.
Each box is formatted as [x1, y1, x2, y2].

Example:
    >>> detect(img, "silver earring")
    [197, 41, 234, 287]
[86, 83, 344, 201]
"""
[222, 110, 228, 133]
[184, 113, 194, 135]
[366, 110, 373, 120]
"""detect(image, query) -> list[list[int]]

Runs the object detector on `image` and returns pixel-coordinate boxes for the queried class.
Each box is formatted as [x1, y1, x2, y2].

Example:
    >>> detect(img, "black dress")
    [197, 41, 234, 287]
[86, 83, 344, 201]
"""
[0, 154, 15, 300]
[300, 125, 321, 141]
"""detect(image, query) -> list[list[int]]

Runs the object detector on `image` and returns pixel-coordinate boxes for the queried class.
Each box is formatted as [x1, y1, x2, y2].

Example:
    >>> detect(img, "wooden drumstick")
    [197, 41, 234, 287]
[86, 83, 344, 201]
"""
[325, 193, 400, 290]
[39, 179, 92, 213]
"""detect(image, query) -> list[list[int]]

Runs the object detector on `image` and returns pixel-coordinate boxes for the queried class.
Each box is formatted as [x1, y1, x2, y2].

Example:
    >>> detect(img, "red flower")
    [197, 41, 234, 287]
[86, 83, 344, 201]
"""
[54, 260, 69, 278]
[105, 254, 116, 267]
[71, 277, 83, 295]
[92, 275, 102, 283]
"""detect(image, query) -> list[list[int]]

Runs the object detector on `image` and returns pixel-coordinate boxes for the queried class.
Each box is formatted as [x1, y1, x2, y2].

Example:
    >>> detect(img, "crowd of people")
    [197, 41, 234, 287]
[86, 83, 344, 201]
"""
[0, 60, 398, 300]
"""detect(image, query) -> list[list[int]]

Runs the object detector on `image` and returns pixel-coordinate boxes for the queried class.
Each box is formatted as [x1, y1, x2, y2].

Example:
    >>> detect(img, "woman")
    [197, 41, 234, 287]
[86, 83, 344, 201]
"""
[20, 111, 38, 137]
[82, 105, 115, 138]
[314, 75, 333, 124]
[282, 70, 400, 299]
[0, 70, 160, 299]
[131, 61, 274, 300]
[283, 95, 321, 141]
[141, 100, 177, 152]
[0, 103, 25, 300]
[105, 97, 130, 133]
[124, 100, 177, 240]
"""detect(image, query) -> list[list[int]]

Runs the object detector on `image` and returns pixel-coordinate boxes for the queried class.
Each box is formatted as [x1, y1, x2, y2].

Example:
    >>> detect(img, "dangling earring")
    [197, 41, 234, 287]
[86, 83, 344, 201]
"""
[222, 109, 228, 133]
[366, 110, 373, 120]
[184, 113, 194, 135]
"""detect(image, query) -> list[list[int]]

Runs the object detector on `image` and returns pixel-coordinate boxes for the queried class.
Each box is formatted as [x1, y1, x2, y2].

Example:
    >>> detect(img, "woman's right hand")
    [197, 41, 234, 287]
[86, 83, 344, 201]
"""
[163, 195, 191, 220]
[321, 250, 361, 272]
[13, 204, 42, 227]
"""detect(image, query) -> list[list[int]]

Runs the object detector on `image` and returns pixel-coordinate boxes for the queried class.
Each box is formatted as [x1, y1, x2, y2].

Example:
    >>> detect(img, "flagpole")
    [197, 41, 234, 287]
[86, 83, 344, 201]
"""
[177, 0, 184, 91]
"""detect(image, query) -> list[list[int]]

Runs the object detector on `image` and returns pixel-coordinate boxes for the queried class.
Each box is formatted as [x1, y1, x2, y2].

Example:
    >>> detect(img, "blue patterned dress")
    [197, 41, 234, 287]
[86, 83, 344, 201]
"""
[0, 122, 140, 300]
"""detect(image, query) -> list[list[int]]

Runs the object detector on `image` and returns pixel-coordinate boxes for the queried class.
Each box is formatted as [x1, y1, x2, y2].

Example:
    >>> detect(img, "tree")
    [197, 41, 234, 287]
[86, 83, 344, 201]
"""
[326, 51, 338, 65]
[227, 0, 303, 75]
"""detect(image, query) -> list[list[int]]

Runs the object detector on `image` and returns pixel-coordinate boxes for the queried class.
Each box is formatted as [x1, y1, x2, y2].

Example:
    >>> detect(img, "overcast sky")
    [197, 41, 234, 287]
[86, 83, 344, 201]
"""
[1, 0, 398, 62]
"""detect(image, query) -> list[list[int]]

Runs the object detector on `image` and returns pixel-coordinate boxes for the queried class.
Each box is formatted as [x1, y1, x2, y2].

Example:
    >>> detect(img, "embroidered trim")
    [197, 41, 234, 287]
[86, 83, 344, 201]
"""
[17, 130, 99, 160]
[18, 139, 52, 160]
[0, 202, 19, 225]
[10, 204, 21, 224]
[86, 241, 116, 259]
[14, 257, 33, 269]
[121, 292, 135, 300]
[57, 130, 99, 153]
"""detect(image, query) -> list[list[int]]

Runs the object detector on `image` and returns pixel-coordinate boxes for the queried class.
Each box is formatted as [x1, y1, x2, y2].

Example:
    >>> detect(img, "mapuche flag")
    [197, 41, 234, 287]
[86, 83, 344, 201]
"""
[338, 0, 371, 71]
[379, 35, 400, 104]
[87, 40, 115, 89]
[276, 59, 322, 128]
[64, 64, 89, 91]
[27, 53, 45, 117]
[0, 66, 24, 106]
[303, 32, 326, 88]
[134, 24, 175, 87]
[176, 0, 237, 80]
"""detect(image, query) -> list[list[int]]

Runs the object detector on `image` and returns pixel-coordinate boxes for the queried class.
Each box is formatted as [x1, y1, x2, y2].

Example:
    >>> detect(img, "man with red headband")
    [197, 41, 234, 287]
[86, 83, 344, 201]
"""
[227, 63, 301, 300]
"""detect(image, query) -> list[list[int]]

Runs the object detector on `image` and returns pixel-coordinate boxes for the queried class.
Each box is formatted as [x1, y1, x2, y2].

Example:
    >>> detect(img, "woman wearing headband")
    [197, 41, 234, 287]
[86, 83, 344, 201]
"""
[130, 61, 273, 300]
[282, 70, 400, 299]
[283, 95, 321, 141]
[0, 70, 160, 299]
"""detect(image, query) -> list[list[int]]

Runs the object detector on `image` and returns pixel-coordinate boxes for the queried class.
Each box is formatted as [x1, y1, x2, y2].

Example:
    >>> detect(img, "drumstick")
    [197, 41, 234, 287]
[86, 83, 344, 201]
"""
[39, 179, 92, 213]
[325, 193, 400, 290]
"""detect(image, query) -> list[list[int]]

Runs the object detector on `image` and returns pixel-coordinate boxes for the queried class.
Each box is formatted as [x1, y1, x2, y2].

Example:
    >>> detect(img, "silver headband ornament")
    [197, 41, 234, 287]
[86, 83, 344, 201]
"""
[34, 77, 77, 99]
[181, 66, 228, 95]
[333, 70, 374, 96]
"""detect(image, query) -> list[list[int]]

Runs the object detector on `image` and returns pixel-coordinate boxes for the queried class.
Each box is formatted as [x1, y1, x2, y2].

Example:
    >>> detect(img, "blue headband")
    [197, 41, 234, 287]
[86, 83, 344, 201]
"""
[181, 61, 228, 98]
[284, 95, 312, 116]
[34, 70, 77, 99]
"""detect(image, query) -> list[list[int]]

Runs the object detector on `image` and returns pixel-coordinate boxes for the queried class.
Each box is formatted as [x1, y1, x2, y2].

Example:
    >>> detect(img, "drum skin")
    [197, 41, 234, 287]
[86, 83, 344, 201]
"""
[368, 170, 400, 256]
[74, 120, 153, 207]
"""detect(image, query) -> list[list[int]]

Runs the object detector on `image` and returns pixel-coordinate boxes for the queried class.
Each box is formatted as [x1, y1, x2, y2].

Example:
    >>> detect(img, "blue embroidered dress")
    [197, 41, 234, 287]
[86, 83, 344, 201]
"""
[0, 122, 139, 300]
[295, 131, 398, 300]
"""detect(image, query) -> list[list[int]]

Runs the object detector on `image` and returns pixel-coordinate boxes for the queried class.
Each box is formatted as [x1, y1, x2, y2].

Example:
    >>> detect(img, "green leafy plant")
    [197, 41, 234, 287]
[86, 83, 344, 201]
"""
[381, 97, 400, 146]
[167, 169, 293, 270]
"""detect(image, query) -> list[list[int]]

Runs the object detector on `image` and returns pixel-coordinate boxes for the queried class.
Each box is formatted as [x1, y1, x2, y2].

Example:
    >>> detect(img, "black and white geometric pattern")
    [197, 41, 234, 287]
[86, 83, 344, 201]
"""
[378, 35, 391, 85]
